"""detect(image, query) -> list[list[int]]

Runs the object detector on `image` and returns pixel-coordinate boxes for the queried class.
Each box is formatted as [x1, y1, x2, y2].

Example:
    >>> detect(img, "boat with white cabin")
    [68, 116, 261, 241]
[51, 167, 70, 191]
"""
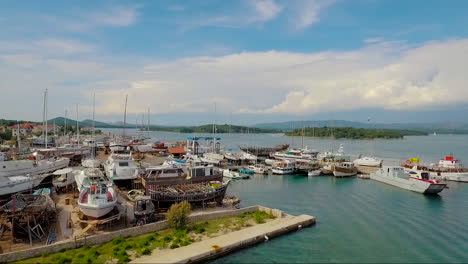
[272, 160, 295, 175]
[104, 152, 139, 181]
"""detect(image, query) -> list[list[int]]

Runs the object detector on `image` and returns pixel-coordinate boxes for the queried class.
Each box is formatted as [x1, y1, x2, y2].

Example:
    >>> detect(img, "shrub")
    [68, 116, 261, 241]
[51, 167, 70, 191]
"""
[112, 237, 125, 245]
[167, 201, 191, 230]
[142, 248, 152, 255]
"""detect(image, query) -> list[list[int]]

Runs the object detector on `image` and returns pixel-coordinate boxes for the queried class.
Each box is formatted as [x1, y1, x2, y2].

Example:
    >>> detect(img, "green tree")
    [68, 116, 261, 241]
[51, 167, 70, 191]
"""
[167, 201, 191, 230]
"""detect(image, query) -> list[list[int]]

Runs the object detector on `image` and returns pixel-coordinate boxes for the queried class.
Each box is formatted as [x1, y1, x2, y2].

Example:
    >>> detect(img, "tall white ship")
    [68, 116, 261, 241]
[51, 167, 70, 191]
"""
[104, 152, 139, 181]
[370, 166, 446, 194]
[403, 156, 468, 183]
[0, 157, 70, 177]
[75, 168, 117, 218]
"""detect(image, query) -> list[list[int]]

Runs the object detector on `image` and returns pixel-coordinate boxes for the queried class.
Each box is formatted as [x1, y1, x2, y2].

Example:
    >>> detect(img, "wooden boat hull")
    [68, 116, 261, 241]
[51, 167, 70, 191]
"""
[147, 183, 229, 209]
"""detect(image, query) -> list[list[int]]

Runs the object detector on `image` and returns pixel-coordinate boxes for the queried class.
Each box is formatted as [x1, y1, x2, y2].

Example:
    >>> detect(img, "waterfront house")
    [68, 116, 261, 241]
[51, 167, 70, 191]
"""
[9, 123, 36, 137]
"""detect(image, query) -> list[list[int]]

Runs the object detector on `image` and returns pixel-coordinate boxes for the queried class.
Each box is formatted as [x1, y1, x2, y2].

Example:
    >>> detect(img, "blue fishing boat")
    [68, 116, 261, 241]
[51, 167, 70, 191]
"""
[239, 168, 254, 175]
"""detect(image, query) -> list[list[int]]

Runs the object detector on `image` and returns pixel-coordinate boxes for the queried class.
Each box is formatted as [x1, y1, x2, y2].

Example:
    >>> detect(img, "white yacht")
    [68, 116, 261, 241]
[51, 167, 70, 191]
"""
[248, 164, 267, 174]
[0, 156, 70, 177]
[223, 168, 247, 179]
[52, 168, 75, 188]
[370, 166, 446, 194]
[354, 156, 383, 167]
[333, 162, 358, 177]
[272, 160, 295, 175]
[308, 169, 322, 177]
[104, 152, 139, 181]
[75, 168, 117, 218]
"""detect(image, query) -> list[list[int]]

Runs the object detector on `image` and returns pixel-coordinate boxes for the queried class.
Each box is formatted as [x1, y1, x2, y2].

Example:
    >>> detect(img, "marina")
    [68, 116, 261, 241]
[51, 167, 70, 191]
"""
[0, 129, 467, 263]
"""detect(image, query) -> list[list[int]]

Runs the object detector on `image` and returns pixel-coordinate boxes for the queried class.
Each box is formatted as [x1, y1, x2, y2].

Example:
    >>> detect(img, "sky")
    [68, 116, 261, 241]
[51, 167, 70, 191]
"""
[1, 0, 468, 125]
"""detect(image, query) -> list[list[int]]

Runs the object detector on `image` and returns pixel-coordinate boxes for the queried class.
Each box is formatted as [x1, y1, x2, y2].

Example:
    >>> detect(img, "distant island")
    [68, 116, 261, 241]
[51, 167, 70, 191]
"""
[149, 124, 278, 134]
[285, 127, 428, 139]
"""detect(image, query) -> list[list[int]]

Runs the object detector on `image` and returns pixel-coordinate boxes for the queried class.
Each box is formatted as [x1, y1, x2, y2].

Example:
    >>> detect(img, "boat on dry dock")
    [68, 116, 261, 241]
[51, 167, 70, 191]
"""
[142, 164, 223, 186]
[75, 168, 117, 218]
[0, 156, 69, 177]
[104, 151, 139, 181]
[146, 180, 230, 209]
[0, 173, 49, 196]
[52, 168, 75, 188]
[370, 166, 446, 194]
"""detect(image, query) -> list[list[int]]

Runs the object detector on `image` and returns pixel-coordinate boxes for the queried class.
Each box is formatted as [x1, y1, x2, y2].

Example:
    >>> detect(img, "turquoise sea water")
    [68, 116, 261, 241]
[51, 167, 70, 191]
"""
[106, 130, 468, 263]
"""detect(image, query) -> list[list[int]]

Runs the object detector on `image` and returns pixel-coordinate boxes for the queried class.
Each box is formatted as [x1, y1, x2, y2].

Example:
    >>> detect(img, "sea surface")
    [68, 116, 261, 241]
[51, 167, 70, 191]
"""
[107, 129, 468, 263]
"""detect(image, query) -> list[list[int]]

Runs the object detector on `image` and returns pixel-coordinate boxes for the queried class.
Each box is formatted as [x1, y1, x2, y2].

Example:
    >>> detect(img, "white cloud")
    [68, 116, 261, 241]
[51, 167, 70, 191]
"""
[179, 0, 282, 31]
[84, 39, 468, 117]
[251, 0, 283, 22]
[2, 38, 468, 121]
[88, 6, 140, 27]
[364, 37, 384, 44]
[292, 0, 335, 30]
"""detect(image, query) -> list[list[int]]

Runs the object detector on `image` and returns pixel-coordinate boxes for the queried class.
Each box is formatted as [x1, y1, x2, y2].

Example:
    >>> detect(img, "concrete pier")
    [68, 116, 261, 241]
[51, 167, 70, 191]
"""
[133, 214, 316, 264]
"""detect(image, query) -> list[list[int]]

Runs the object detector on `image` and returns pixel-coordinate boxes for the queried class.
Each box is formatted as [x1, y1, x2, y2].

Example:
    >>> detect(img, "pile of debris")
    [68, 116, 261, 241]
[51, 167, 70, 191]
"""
[0, 194, 56, 245]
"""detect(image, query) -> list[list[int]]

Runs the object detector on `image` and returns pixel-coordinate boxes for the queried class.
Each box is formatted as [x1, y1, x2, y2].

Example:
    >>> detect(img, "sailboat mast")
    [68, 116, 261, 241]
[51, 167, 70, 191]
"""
[147, 108, 150, 133]
[76, 104, 80, 146]
[44, 89, 48, 148]
[213, 102, 216, 152]
[123, 95, 128, 138]
[92, 92, 96, 157]
[301, 121, 304, 149]
[16, 121, 20, 151]
[64, 110, 67, 137]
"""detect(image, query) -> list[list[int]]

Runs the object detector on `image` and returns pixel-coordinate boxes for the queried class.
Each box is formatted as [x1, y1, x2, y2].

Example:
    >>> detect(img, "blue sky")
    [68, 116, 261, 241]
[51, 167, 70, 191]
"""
[1, 0, 468, 125]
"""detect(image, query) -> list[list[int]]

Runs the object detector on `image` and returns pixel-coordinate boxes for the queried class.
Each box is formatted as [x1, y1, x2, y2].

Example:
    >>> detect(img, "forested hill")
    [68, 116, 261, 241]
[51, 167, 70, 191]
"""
[285, 127, 427, 139]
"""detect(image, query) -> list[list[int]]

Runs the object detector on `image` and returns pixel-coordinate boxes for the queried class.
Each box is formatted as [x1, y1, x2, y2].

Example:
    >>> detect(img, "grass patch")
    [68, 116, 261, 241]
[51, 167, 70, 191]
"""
[16, 210, 275, 264]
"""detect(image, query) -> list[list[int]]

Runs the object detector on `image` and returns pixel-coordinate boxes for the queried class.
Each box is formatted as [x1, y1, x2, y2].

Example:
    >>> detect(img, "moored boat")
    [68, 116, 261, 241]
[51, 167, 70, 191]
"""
[333, 162, 358, 177]
[371, 166, 446, 194]
[354, 156, 382, 167]
[402, 156, 468, 183]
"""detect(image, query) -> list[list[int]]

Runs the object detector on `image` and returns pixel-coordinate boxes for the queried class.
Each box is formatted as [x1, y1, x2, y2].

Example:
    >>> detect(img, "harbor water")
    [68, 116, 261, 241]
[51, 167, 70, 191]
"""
[110, 130, 468, 263]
